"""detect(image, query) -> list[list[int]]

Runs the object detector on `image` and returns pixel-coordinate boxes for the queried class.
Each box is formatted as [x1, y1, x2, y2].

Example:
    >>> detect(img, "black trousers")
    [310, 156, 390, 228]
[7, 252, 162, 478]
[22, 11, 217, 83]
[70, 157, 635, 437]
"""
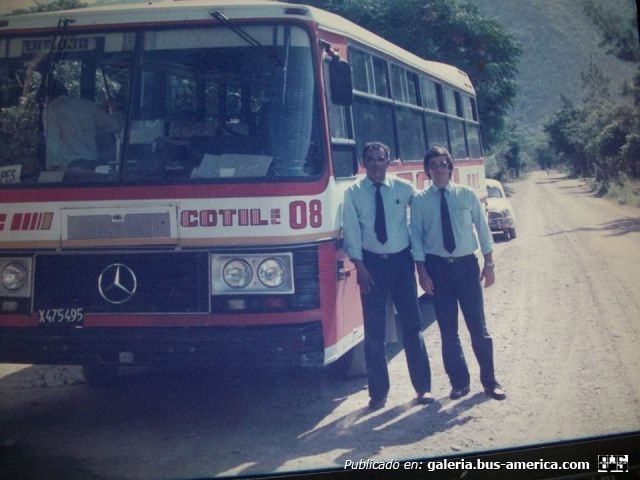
[424, 254, 498, 390]
[361, 248, 431, 401]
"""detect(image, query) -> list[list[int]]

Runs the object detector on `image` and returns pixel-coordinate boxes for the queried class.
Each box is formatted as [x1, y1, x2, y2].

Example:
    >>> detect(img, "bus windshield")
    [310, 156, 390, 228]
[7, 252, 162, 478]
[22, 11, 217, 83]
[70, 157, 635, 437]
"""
[0, 24, 321, 186]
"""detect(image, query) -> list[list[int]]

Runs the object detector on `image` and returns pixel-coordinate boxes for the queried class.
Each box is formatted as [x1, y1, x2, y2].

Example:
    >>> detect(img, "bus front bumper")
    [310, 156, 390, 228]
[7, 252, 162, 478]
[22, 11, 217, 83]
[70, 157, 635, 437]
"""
[0, 322, 324, 368]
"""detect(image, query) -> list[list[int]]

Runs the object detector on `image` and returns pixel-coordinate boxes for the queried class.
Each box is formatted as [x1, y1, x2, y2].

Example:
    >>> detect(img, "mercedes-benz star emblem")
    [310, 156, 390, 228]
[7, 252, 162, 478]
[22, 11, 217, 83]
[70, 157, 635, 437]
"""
[98, 263, 138, 304]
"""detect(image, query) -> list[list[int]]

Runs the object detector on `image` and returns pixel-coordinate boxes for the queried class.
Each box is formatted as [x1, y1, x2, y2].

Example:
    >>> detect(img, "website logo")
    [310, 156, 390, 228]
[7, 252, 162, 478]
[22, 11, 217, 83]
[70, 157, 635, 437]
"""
[598, 455, 628, 473]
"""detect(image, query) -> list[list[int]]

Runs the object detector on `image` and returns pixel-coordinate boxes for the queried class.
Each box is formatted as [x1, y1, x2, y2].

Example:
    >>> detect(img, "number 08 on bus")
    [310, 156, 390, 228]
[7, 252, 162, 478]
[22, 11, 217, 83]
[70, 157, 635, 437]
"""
[0, 0, 486, 383]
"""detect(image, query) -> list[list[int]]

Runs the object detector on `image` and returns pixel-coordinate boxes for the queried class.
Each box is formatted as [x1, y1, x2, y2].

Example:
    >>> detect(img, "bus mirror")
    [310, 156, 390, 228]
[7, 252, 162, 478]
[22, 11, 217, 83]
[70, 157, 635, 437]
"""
[329, 59, 353, 106]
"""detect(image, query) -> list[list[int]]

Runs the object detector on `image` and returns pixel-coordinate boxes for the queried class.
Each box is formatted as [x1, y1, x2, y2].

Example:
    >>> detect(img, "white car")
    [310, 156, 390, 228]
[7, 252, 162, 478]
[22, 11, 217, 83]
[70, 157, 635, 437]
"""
[486, 178, 516, 240]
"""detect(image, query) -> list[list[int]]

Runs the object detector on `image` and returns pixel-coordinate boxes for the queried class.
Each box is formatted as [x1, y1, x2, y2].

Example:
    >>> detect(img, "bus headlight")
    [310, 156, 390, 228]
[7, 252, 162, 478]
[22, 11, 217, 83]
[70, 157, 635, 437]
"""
[2, 262, 27, 291]
[257, 258, 286, 288]
[222, 259, 252, 288]
[211, 252, 294, 295]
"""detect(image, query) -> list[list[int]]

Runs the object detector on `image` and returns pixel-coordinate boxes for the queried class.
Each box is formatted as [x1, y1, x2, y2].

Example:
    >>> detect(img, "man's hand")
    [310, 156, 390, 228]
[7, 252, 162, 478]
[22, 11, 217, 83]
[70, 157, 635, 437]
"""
[416, 262, 434, 295]
[481, 265, 495, 288]
[353, 261, 375, 295]
[418, 272, 434, 295]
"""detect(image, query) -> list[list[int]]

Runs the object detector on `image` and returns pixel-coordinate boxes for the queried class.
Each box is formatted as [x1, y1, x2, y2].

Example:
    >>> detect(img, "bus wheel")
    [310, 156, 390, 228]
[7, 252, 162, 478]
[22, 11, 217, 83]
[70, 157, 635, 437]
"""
[329, 341, 367, 378]
[82, 364, 119, 386]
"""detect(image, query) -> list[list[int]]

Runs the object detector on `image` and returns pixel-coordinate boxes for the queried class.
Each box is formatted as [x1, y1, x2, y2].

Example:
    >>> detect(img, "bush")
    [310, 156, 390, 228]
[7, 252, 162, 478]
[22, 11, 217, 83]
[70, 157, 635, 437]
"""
[607, 173, 640, 207]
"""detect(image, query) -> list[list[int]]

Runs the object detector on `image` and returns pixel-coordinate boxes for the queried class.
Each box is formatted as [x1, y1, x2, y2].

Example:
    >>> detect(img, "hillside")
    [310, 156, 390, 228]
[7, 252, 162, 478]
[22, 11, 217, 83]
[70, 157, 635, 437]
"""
[466, 0, 639, 133]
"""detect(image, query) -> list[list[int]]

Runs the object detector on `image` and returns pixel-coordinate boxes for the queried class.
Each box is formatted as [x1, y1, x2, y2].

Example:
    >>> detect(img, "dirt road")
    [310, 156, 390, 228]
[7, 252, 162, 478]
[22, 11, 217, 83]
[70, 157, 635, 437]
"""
[1, 171, 639, 479]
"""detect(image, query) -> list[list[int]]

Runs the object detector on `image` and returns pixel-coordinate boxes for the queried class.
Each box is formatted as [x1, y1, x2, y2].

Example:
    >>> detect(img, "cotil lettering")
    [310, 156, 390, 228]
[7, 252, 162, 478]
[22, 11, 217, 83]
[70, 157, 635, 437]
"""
[180, 208, 276, 228]
[180, 202, 322, 230]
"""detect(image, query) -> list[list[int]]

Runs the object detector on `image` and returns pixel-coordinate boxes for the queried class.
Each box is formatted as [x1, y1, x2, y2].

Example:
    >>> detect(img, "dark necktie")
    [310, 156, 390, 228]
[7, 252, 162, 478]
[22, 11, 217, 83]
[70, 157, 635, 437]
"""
[374, 184, 388, 244]
[440, 188, 456, 253]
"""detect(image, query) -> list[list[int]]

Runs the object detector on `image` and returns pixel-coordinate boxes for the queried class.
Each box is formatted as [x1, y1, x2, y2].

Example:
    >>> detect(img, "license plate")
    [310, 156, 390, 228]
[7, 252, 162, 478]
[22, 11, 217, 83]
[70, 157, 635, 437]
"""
[38, 308, 84, 326]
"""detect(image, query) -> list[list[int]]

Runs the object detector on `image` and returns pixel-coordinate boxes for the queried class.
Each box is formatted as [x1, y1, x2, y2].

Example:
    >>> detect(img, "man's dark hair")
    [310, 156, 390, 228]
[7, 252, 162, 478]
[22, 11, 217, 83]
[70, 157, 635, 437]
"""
[423, 145, 454, 178]
[363, 142, 390, 162]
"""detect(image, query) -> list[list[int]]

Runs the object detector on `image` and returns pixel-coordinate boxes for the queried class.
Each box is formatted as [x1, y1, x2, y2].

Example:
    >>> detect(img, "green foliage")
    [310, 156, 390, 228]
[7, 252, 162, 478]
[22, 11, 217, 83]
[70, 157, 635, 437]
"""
[483, 152, 500, 179]
[10, 0, 88, 14]
[484, 124, 534, 180]
[534, 143, 555, 171]
[543, 3, 640, 181]
[583, 0, 640, 63]
[0, 93, 42, 176]
[602, 172, 640, 207]
[544, 98, 589, 177]
[291, 0, 521, 150]
[620, 133, 640, 178]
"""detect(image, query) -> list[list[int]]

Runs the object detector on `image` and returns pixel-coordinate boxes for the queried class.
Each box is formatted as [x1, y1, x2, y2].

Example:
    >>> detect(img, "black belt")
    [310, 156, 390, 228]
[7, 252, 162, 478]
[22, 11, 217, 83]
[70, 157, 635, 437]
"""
[363, 247, 411, 261]
[426, 253, 475, 264]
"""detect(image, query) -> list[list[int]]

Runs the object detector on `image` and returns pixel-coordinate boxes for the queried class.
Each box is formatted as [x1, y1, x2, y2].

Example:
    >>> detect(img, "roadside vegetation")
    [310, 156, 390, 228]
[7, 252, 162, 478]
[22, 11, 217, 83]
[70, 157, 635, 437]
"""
[544, 1, 639, 206]
[587, 174, 640, 207]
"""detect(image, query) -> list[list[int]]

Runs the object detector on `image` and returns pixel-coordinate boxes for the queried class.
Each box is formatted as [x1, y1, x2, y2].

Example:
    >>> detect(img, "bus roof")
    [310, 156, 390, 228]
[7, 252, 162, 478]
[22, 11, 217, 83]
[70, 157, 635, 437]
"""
[1, 0, 475, 94]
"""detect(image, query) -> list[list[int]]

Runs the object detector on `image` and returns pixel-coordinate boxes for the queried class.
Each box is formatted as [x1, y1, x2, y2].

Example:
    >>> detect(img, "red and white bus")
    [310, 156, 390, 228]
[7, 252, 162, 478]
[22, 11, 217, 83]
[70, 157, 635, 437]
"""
[0, 0, 486, 383]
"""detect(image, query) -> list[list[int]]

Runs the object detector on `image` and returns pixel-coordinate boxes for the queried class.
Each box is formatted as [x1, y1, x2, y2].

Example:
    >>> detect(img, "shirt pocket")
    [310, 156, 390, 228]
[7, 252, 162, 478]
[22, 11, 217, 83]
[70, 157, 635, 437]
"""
[389, 199, 409, 225]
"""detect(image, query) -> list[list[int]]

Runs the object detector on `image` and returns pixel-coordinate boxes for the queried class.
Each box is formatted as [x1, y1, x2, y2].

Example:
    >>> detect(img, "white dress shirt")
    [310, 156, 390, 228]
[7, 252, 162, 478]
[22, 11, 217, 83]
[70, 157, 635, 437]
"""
[343, 175, 417, 261]
[410, 180, 493, 260]
[45, 95, 123, 170]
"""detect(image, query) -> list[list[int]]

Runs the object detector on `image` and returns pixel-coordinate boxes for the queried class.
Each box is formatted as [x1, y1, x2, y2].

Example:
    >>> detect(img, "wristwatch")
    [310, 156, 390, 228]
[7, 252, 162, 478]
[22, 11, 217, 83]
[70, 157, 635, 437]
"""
[485, 262, 495, 268]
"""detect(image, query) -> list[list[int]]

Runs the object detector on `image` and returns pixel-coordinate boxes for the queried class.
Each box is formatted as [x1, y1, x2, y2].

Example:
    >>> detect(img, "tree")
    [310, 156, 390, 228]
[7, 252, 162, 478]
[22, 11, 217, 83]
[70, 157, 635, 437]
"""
[580, 61, 617, 180]
[543, 2, 640, 182]
[8, 0, 87, 15]
[591, 2, 640, 181]
[544, 98, 590, 177]
[289, 0, 521, 150]
[583, 0, 640, 63]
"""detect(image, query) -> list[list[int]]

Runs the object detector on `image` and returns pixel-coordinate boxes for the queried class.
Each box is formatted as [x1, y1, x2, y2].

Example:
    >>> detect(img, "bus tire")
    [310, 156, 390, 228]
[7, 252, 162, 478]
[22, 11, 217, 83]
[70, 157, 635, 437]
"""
[82, 364, 119, 386]
[329, 341, 367, 378]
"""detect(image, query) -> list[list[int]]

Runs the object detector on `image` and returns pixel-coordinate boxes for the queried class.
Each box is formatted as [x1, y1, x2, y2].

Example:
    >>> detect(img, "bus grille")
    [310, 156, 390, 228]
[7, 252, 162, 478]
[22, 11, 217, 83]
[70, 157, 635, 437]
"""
[32, 247, 320, 315]
[66, 212, 172, 240]
[33, 251, 209, 313]
[290, 247, 320, 309]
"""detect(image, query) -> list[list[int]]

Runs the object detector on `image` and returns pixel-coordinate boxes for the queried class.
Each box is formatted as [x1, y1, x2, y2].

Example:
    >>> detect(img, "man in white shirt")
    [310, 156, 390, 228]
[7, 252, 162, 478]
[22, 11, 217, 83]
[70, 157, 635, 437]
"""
[343, 142, 433, 410]
[45, 81, 123, 171]
[410, 145, 505, 401]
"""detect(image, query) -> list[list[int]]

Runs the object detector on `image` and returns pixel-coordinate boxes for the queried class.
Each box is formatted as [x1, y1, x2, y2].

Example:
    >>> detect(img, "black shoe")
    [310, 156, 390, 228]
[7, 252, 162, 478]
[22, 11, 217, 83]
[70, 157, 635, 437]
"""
[368, 397, 387, 410]
[449, 386, 470, 400]
[484, 385, 507, 400]
[416, 392, 435, 405]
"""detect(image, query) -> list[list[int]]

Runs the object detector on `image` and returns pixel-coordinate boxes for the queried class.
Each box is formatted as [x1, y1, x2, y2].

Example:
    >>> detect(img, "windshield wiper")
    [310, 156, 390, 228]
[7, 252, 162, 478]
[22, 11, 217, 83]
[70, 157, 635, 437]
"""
[210, 10, 284, 67]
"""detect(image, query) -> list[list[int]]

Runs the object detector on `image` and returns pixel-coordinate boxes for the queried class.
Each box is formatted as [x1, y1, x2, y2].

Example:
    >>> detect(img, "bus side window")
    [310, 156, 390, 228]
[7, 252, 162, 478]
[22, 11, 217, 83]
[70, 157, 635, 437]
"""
[329, 58, 353, 106]
[332, 148, 357, 178]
